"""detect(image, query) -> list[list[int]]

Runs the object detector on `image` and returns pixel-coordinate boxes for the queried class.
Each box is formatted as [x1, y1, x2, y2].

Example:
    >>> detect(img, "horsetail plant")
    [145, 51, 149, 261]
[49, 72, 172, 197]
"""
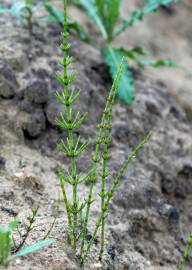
[55, 0, 151, 264]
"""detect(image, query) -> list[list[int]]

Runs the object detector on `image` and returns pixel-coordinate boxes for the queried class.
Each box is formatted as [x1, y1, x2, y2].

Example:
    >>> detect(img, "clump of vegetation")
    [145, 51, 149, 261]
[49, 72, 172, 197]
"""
[178, 233, 192, 270]
[55, 0, 151, 264]
[0, 208, 54, 266]
[73, 0, 177, 104]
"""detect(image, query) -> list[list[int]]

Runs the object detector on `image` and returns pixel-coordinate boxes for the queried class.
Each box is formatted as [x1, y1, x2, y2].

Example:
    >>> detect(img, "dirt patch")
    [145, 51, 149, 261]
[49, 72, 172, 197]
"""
[0, 5, 192, 270]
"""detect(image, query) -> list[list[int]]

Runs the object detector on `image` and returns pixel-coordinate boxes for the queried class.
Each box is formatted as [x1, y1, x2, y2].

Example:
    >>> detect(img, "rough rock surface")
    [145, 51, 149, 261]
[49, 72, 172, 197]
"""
[0, 11, 192, 270]
[0, 60, 18, 98]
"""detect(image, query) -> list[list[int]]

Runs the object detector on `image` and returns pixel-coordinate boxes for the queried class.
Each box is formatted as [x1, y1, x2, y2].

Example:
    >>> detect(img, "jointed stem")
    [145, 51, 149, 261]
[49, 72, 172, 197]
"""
[100, 100, 112, 259]
[100, 58, 126, 258]
[80, 59, 126, 259]
[14, 207, 38, 253]
[58, 169, 73, 242]
[55, 1, 151, 263]
[82, 132, 151, 263]
[57, 0, 80, 250]
[100, 156, 107, 258]
[63, 24, 78, 253]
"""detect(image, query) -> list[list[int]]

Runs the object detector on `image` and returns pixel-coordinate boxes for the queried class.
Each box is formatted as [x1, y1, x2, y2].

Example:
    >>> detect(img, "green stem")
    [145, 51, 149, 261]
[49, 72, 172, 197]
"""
[177, 233, 192, 270]
[79, 59, 125, 259]
[64, 3, 78, 250]
[14, 207, 38, 253]
[58, 170, 73, 241]
[71, 148, 77, 250]
[100, 156, 106, 258]
[99, 58, 121, 257]
[99, 97, 114, 259]
[82, 132, 151, 264]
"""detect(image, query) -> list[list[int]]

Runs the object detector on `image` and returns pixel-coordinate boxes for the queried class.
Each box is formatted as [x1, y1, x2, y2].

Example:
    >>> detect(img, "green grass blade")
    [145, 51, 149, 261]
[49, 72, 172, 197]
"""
[11, 239, 54, 260]
[103, 46, 134, 105]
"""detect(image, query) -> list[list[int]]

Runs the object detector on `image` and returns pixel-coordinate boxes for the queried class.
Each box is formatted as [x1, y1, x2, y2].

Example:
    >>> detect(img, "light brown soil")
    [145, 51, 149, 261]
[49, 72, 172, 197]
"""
[0, 1, 192, 270]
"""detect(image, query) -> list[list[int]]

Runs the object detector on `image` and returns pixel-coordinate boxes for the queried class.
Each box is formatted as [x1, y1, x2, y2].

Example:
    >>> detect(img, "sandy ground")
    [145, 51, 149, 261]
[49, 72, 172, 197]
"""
[0, 1, 192, 269]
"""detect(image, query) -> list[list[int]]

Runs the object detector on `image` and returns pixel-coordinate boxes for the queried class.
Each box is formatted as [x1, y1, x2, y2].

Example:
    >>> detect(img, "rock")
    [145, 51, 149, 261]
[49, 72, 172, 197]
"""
[107, 245, 116, 260]
[168, 207, 180, 224]
[0, 156, 6, 170]
[22, 109, 46, 138]
[24, 80, 49, 104]
[45, 100, 64, 126]
[161, 175, 175, 194]
[0, 206, 18, 216]
[14, 167, 44, 192]
[161, 204, 180, 224]
[0, 60, 18, 98]
[174, 185, 187, 199]
[145, 100, 161, 116]
[178, 165, 192, 179]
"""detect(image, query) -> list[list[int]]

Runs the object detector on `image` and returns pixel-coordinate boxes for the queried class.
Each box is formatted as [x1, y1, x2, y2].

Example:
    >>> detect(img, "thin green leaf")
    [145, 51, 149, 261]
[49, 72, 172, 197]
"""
[118, 47, 177, 67]
[11, 239, 54, 259]
[38, 15, 57, 24]
[44, 3, 64, 25]
[115, 0, 177, 36]
[42, 3, 89, 41]
[103, 46, 134, 105]
[95, 0, 121, 41]
[118, 47, 147, 61]
[128, 46, 148, 56]
[139, 58, 177, 67]
[75, 0, 108, 39]
[69, 21, 90, 42]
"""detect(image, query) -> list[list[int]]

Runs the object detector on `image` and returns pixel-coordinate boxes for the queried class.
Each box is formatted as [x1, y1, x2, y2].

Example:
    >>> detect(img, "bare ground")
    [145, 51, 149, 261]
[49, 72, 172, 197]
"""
[0, 1, 192, 269]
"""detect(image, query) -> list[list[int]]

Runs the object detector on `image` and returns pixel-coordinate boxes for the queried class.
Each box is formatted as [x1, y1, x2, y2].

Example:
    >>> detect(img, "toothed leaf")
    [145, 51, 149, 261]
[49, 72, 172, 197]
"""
[139, 58, 177, 67]
[116, 0, 177, 36]
[118, 47, 177, 67]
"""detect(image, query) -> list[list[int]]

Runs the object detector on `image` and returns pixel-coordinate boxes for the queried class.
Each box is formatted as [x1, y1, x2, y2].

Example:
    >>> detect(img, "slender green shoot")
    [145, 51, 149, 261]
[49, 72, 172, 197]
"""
[14, 207, 39, 253]
[81, 132, 152, 264]
[177, 233, 192, 270]
[55, 0, 151, 264]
